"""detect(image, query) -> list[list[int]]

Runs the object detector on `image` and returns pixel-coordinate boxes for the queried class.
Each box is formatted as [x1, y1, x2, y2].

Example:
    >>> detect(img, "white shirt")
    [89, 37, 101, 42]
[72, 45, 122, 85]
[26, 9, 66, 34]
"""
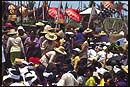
[87, 49, 97, 59]
[57, 72, 79, 86]
[10, 82, 25, 86]
[96, 51, 106, 62]
[2, 46, 6, 63]
[40, 51, 56, 67]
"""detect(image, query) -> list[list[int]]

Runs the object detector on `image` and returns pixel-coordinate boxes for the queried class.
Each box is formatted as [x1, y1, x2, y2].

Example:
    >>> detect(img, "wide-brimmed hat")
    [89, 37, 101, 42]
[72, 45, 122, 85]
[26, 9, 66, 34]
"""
[56, 30, 65, 38]
[54, 46, 67, 55]
[99, 31, 107, 36]
[8, 15, 17, 21]
[121, 65, 128, 73]
[84, 28, 93, 34]
[73, 48, 80, 53]
[3, 74, 12, 81]
[40, 27, 54, 34]
[7, 29, 17, 35]
[74, 27, 80, 31]
[35, 22, 45, 26]
[17, 26, 25, 32]
[45, 33, 57, 41]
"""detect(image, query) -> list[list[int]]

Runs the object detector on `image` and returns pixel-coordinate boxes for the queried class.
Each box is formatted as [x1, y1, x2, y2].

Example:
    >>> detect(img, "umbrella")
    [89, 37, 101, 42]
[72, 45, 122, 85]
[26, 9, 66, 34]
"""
[48, 7, 64, 19]
[65, 8, 81, 22]
[102, 1, 116, 9]
[80, 8, 100, 15]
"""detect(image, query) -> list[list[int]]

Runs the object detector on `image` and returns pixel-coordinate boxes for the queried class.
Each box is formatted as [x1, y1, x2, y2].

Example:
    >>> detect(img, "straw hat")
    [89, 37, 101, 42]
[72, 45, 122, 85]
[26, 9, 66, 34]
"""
[73, 48, 80, 53]
[35, 22, 45, 26]
[121, 65, 128, 73]
[56, 30, 65, 38]
[45, 33, 57, 41]
[84, 28, 93, 34]
[99, 31, 107, 36]
[7, 29, 17, 35]
[54, 46, 67, 55]
[8, 15, 17, 21]
[74, 27, 80, 31]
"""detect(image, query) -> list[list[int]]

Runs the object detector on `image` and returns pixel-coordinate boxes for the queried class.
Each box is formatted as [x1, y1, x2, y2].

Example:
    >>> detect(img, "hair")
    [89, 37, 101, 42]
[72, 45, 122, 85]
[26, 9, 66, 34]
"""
[77, 66, 85, 76]
[104, 72, 112, 82]
[116, 70, 126, 79]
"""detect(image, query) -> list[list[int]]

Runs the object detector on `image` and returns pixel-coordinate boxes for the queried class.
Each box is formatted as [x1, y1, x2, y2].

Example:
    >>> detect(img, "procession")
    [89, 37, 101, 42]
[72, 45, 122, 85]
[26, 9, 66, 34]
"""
[2, 1, 128, 86]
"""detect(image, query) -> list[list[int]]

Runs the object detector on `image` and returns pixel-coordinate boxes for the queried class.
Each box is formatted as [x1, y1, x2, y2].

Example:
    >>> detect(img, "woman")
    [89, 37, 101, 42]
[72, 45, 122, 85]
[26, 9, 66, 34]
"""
[17, 26, 27, 43]
[24, 30, 40, 61]
[6, 29, 26, 66]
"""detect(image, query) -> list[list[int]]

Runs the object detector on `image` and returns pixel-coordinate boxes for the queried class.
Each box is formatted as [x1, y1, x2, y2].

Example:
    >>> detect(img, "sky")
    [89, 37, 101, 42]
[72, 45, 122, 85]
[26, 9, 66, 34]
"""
[8, 1, 128, 15]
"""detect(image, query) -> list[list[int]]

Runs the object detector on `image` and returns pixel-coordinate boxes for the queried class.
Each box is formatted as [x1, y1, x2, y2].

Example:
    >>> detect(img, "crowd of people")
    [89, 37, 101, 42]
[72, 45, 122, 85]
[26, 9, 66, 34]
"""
[2, 21, 128, 86]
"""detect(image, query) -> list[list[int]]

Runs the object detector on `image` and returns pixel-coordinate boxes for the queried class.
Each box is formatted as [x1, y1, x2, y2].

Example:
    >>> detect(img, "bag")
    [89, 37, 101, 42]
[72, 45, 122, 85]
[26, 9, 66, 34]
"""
[14, 58, 24, 65]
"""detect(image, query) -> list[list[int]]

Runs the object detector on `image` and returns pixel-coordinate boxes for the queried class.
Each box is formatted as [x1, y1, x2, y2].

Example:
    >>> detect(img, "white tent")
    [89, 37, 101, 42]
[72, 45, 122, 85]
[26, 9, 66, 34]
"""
[80, 8, 100, 15]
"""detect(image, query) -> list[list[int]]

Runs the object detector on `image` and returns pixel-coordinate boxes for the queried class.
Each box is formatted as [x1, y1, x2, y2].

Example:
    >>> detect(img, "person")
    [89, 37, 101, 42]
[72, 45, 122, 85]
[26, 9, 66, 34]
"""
[3, 75, 13, 86]
[2, 45, 6, 85]
[24, 30, 40, 61]
[80, 35, 89, 59]
[35, 21, 45, 37]
[40, 46, 67, 68]
[85, 66, 97, 86]
[72, 48, 81, 70]
[41, 33, 57, 56]
[6, 29, 26, 66]
[115, 70, 128, 86]
[104, 72, 115, 86]
[76, 66, 86, 86]
[35, 65, 47, 86]
[57, 66, 79, 86]
[16, 26, 27, 43]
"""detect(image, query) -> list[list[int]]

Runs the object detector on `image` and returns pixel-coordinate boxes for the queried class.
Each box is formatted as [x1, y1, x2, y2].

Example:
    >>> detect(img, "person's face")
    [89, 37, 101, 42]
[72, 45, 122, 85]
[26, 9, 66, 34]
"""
[30, 31, 35, 37]
[18, 29, 24, 35]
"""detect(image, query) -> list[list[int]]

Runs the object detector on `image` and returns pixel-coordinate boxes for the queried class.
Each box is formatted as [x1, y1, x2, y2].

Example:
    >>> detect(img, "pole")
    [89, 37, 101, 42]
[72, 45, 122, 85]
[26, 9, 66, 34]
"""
[21, 1, 23, 26]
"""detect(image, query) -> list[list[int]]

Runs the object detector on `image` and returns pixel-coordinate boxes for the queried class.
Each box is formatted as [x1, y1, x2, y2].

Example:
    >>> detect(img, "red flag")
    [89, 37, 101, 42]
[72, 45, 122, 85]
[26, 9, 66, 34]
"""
[119, 3, 128, 12]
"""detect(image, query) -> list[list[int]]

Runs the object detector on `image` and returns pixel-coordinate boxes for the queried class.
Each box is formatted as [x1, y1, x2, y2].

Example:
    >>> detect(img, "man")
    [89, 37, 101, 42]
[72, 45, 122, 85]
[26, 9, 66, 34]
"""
[40, 46, 67, 68]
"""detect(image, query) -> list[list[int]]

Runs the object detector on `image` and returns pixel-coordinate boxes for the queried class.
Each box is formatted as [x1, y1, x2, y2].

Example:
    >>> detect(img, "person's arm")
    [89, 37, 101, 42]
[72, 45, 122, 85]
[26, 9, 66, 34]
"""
[48, 51, 56, 63]
[41, 40, 47, 51]
[20, 37, 26, 59]
[80, 42, 88, 54]
[6, 38, 11, 54]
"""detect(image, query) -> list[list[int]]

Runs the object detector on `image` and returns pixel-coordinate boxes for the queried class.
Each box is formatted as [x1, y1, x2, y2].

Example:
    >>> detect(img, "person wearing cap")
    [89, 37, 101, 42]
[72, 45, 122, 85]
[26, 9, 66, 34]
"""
[40, 46, 67, 68]
[6, 29, 26, 66]
[41, 33, 57, 55]
[17, 26, 27, 43]
[24, 30, 40, 61]
[72, 48, 81, 70]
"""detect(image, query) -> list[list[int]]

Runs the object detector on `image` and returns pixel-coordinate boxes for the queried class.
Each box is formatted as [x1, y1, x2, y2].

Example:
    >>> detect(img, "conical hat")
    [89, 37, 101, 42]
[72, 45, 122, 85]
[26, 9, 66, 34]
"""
[121, 65, 128, 73]
[84, 28, 93, 34]
[99, 31, 107, 36]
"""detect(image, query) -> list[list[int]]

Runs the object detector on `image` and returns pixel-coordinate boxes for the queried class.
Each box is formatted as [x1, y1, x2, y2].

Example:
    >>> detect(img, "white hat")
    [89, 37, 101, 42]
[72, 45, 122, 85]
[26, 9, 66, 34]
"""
[8, 68, 20, 80]
[119, 31, 124, 36]
[103, 46, 107, 50]
[96, 68, 108, 75]
[22, 61, 28, 65]
[73, 48, 80, 53]
[3, 74, 11, 81]
[113, 65, 121, 73]
[17, 26, 25, 31]
[43, 72, 53, 78]
[90, 42, 94, 45]
[106, 42, 111, 45]
[65, 32, 74, 35]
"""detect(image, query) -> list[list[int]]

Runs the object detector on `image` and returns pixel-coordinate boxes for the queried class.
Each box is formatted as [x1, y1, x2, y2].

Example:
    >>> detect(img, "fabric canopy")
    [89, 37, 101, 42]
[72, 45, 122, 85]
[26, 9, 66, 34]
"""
[80, 8, 100, 15]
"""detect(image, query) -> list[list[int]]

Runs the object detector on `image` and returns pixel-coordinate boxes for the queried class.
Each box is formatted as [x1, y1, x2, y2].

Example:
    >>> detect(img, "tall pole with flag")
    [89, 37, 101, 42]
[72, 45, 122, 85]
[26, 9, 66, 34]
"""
[20, 1, 23, 26]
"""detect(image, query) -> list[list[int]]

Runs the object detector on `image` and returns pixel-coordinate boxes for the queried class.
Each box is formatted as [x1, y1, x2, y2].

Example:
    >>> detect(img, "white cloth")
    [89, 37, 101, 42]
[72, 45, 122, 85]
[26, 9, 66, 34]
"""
[6, 35, 25, 54]
[87, 49, 97, 59]
[40, 51, 56, 67]
[77, 76, 84, 85]
[57, 72, 79, 86]
[10, 82, 25, 86]
[2, 46, 6, 63]
[96, 51, 106, 62]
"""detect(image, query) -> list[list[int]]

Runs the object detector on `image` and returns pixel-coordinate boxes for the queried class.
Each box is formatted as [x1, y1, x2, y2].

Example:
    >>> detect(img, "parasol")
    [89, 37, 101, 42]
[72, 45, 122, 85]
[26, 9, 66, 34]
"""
[102, 1, 116, 9]
[65, 8, 81, 22]
[48, 7, 64, 19]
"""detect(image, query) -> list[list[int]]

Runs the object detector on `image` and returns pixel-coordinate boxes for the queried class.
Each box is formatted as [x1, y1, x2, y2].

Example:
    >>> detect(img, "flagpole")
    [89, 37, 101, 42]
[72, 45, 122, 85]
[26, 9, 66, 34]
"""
[21, 1, 23, 26]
